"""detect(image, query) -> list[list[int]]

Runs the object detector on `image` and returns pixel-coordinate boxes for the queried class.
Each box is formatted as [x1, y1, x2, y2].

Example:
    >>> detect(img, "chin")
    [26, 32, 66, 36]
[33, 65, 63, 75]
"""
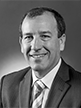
[31, 64, 43, 71]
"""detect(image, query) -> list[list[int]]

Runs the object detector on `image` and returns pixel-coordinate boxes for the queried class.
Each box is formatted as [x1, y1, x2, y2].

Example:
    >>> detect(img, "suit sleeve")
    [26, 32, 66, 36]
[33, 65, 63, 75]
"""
[0, 76, 5, 108]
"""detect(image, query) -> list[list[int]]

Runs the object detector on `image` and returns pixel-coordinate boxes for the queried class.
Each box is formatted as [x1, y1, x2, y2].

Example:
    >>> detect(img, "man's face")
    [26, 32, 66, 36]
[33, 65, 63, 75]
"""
[20, 12, 65, 77]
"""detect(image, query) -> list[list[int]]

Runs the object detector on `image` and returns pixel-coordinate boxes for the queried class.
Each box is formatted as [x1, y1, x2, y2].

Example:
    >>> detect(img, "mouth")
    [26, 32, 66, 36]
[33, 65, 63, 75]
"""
[29, 53, 48, 59]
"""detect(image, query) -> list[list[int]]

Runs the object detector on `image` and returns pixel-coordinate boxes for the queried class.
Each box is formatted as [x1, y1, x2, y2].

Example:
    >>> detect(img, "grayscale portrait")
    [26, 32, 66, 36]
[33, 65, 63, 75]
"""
[0, 1, 81, 108]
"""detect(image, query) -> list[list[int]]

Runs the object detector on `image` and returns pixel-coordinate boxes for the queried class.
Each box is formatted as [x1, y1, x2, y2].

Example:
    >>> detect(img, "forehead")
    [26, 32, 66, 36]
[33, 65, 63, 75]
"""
[21, 12, 57, 33]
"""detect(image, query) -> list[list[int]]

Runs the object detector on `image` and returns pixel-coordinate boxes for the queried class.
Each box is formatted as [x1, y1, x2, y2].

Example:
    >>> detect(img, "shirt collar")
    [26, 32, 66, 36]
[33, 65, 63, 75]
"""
[32, 58, 61, 89]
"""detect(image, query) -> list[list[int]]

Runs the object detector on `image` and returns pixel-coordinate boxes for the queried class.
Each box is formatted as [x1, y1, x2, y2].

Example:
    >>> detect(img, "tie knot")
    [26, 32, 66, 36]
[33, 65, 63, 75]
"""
[34, 80, 45, 92]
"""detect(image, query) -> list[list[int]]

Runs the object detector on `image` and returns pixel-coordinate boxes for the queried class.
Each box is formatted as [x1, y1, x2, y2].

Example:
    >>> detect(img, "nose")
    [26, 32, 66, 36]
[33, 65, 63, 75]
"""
[31, 37, 42, 51]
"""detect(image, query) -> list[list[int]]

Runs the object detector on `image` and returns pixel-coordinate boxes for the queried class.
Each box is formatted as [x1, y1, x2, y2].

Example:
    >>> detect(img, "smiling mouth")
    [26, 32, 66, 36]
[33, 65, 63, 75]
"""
[29, 53, 48, 59]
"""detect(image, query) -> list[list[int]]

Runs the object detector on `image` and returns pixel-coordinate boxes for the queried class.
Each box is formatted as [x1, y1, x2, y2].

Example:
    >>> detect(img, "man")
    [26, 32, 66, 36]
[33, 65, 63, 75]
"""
[0, 7, 81, 108]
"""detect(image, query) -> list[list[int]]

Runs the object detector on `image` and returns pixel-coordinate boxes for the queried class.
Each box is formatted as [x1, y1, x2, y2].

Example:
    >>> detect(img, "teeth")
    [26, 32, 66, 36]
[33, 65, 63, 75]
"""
[33, 54, 45, 58]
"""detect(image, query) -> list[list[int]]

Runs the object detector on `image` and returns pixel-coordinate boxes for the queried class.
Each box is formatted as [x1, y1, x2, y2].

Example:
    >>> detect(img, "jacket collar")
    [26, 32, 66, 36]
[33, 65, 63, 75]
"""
[19, 67, 32, 108]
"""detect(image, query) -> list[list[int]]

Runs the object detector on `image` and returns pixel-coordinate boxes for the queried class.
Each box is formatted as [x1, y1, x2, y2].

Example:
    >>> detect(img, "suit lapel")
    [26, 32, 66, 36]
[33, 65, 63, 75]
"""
[19, 68, 32, 108]
[45, 60, 71, 108]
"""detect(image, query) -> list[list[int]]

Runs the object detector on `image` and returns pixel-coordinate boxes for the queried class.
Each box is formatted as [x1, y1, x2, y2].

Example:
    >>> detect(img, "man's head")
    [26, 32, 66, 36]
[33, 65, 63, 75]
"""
[19, 7, 66, 78]
[19, 7, 66, 38]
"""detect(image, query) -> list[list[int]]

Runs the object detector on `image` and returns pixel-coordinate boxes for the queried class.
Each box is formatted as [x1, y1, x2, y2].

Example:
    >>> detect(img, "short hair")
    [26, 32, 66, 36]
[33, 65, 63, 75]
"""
[19, 7, 66, 38]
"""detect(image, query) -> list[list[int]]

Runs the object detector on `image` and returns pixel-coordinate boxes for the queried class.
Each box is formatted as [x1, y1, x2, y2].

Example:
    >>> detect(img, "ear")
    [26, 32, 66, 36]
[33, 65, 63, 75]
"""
[59, 34, 66, 51]
[19, 37, 24, 53]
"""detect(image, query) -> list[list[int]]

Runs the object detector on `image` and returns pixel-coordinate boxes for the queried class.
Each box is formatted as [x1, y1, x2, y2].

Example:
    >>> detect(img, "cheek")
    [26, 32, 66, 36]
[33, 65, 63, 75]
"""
[45, 40, 56, 51]
[45, 39, 60, 55]
[22, 43, 30, 54]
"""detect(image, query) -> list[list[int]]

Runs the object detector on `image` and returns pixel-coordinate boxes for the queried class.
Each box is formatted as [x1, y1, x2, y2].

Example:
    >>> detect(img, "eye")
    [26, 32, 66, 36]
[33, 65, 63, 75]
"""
[40, 35, 51, 41]
[23, 35, 33, 42]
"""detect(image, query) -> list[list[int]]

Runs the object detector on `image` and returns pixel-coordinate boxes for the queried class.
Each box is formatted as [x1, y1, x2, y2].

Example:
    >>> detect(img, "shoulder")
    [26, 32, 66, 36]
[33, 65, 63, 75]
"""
[62, 59, 81, 79]
[0, 66, 31, 87]
[68, 64, 81, 78]
[61, 59, 81, 83]
[67, 64, 81, 85]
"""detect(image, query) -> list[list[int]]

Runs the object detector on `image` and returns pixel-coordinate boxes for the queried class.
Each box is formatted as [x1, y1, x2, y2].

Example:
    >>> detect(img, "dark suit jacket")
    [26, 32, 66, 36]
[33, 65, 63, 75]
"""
[0, 60, 81, 108]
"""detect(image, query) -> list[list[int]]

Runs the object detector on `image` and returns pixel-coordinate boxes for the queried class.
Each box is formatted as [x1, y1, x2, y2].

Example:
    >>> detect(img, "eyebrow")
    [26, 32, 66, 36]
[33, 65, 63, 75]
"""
[39, 31, 52, 35]
[23, 33, 33, 36]
[23, 31, 52, 36]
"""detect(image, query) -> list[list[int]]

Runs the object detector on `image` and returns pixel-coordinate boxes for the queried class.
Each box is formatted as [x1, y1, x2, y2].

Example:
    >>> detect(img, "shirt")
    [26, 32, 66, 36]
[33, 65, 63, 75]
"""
[32, 58, 61, 108]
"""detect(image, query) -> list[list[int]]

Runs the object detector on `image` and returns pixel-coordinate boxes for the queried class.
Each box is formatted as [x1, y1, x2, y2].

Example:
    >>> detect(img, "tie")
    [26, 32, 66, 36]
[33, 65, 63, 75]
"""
[32, 80, 45, 108]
